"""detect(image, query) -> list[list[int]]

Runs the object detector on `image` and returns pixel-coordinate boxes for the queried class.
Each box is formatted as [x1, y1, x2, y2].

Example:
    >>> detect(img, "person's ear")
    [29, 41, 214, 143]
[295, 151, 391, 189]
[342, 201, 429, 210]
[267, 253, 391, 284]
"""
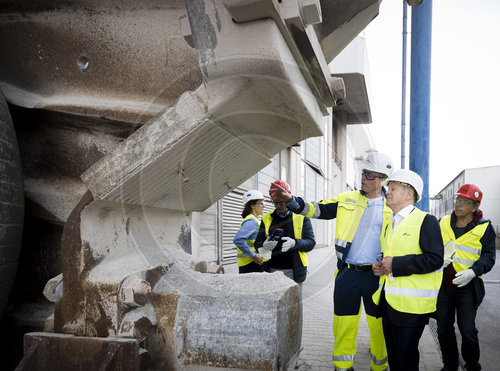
[407, 188, 414, 202]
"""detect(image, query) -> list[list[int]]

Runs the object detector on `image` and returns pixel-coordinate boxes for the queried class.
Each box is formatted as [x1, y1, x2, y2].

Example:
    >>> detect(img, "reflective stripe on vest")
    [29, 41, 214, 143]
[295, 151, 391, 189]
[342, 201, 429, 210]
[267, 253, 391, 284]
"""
[333, 355, 355, 362]
[440, 215, 489, 274]
[236, 214, 260, 267]
[371, 353, 388, 367]
[384, 286, 440, 299]
[374, 208, 443, 314]
[302, 201, 321, 218]
[262, 212, 308, 266]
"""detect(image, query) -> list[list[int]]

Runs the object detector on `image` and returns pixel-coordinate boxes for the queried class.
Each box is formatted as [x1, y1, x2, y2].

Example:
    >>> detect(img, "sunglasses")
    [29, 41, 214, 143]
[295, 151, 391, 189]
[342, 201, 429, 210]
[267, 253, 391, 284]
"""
[361, 170, 385, 181]
[255, 201, 264, 205]
[273, 201, 287, 206]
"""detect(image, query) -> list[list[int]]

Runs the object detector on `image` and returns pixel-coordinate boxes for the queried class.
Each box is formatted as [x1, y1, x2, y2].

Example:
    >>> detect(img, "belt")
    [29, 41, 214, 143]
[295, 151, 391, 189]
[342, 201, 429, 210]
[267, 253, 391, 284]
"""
[347, 263, 372, 272]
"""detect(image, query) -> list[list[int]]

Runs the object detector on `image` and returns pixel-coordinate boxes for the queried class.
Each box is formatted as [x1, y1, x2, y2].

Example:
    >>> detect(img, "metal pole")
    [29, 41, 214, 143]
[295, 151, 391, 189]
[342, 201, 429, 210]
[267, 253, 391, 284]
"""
[409, 0, 432, 211]
[401, 1, 408, 169]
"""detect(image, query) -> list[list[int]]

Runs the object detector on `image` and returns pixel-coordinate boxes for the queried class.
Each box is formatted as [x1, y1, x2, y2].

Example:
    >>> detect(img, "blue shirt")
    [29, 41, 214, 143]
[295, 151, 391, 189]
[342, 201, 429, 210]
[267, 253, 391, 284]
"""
[233, 217, 259, 257]
[345, 196, 384, 265]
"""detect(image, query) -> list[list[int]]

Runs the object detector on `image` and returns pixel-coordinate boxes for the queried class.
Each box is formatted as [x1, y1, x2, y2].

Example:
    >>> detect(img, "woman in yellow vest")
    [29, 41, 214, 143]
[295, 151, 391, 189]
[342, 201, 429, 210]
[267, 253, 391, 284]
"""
[372, 169, 443, 371]
[233, 190, 266, 274]
[437, 184, 496, 371]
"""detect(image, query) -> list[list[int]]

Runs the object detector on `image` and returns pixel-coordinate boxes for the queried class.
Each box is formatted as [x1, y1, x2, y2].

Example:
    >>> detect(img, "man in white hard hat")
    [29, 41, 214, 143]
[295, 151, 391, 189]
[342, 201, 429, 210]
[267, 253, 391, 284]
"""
[270, 150, 392, 371]
[372, 169, 443, 371]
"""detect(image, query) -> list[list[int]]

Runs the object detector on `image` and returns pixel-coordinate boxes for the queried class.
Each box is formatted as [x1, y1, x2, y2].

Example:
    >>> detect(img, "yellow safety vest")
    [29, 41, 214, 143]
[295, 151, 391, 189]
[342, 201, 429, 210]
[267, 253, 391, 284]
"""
[373, 208, 443, 314]
[262, 212, 308, 267]
[440, 215, 489, 276]
[236, 214, 260, 267]
[304, 191, 391, 263]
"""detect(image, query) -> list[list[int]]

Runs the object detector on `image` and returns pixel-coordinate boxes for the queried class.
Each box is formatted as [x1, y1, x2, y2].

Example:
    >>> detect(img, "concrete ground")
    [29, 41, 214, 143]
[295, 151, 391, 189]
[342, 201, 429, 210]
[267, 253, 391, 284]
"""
[226, 246, 444, 370]
[296, 246, 443, 370]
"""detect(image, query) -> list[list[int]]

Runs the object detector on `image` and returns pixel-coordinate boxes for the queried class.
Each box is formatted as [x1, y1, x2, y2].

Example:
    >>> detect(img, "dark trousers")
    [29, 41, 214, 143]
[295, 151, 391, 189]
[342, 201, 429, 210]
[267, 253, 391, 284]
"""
[334, 266, 380, 316]
[238, 261, 262, 274]
[381, 313, 424, 371]
[436, 286, 481, 371]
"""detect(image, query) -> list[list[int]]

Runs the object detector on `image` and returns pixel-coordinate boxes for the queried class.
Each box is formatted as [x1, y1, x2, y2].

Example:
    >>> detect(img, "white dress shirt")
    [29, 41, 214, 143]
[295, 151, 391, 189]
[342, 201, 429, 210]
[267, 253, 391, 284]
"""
[390, 204, 415, 235]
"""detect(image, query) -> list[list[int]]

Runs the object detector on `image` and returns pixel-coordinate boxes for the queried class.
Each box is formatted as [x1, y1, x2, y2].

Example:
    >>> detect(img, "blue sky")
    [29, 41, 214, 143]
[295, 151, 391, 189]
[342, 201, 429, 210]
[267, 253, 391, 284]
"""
[364, 0, 500, 194]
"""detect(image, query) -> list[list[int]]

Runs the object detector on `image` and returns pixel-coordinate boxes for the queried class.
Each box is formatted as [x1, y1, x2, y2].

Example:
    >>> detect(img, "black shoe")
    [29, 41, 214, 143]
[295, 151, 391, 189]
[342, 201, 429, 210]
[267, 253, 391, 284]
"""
[464, 364, 481, 371]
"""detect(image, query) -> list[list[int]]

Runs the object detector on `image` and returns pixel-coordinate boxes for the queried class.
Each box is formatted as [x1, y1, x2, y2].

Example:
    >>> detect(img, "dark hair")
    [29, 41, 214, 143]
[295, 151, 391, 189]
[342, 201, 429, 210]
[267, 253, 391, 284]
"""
[411, 187, 419, 203]
[241, 200, 259, 218]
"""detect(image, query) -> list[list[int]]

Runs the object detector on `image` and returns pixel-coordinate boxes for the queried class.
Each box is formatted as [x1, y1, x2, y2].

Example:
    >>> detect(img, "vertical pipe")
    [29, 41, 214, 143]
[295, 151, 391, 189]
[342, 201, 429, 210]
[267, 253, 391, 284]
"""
[216, 199, 223, 264]
[409, 0, 432, 211]
[401, 1, 408, 169]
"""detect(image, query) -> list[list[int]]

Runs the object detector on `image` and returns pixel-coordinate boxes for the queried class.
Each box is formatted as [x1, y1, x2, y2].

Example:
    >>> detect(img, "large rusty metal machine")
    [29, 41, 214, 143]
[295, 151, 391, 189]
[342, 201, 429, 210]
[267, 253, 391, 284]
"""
[0, 0, 382, 369]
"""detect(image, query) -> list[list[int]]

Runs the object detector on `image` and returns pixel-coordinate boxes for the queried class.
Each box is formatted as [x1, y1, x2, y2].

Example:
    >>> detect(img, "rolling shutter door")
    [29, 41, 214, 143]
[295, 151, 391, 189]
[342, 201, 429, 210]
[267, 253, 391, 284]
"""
[221, 189, 245, 265]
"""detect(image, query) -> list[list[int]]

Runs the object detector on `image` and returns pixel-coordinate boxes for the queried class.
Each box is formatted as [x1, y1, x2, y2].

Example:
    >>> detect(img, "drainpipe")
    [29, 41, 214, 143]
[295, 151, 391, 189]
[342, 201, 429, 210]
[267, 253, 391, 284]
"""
[409, 0, 432, 211]
[401, 1, 408, 169]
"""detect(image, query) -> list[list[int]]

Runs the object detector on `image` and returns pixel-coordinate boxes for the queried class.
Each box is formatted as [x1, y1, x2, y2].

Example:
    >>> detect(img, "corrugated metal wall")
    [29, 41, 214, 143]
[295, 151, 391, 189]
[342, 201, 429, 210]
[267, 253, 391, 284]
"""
[221, 188, 245, 264]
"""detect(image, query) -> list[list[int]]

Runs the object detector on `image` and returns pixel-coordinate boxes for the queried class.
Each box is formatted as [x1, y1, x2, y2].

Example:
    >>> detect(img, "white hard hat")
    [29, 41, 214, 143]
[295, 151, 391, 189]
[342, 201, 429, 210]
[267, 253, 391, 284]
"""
[361, 150, 393, 177]
[242, 190, 264, 205]
[387, 169, 423, 202]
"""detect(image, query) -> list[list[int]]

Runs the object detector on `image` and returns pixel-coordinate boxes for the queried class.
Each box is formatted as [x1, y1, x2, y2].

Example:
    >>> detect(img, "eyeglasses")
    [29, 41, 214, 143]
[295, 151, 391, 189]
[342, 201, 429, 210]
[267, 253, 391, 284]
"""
[455, 199, 475, 206]
[273, 201, 287, 206]
[255, 201, 264, 205]
[361, 170, 385, 181]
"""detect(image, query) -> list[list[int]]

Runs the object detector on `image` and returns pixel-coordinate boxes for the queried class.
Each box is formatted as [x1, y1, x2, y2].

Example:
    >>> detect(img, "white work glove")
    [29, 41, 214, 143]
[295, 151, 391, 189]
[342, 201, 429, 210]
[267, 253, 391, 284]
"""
[263, 236, 278, 251]
[452, 269, 476, 288]
[280, 237, 296, 252]
[443, 240, 455, 268]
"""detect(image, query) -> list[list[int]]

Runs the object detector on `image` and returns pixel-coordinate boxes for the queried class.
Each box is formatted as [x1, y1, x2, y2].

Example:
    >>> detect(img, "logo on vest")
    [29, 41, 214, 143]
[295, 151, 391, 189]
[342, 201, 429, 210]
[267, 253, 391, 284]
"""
[402, 232, 412, 236]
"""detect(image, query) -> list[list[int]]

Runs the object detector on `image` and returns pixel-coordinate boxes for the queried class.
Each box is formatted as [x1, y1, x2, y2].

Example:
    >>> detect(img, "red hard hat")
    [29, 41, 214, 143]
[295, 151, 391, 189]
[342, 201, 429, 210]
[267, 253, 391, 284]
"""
[456, 184, 482, 203]
[269, 180, 291, 200]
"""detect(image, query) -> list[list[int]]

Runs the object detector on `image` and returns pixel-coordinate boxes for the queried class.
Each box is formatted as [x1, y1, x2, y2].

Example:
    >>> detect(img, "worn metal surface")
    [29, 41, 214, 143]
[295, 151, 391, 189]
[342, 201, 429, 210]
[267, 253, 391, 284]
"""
[17, 332, 141, 371]
[0, 0, 201, 124]
[315, 0, 382, 63]
[0, 1, 383, 369]
[82, 0, 337, 212]
[0, 0, 382, 124]
[0, 90, 24, 318]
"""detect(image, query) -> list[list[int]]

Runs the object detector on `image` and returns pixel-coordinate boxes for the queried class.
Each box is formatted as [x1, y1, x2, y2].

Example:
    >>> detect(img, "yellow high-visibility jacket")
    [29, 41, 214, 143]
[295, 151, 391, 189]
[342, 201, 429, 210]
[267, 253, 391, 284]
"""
[236, 214, 260, 267]
[440, 215, 489, 276]
[373, 208, 443, 314]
